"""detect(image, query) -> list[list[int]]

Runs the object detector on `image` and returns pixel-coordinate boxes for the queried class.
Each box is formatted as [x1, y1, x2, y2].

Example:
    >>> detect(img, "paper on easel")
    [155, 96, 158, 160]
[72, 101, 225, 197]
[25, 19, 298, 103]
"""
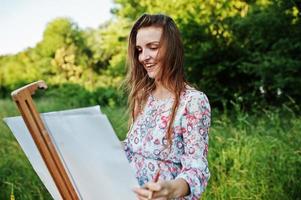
[4, 106, 138, 200]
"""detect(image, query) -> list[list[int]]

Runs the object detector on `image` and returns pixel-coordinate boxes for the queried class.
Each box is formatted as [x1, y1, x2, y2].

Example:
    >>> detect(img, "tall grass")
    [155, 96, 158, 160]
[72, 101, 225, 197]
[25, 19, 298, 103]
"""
[0, 98, 300, 199]
[204, 107, 301, 200]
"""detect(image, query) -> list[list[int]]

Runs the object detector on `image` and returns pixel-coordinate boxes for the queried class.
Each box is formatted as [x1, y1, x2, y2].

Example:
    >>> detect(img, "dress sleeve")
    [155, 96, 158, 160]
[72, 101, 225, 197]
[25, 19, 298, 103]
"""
[176, 92, 211, 200]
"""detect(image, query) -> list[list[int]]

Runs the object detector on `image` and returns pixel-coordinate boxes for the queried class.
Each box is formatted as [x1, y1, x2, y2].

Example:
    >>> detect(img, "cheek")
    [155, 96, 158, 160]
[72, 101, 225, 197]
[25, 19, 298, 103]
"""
[138, 54, 142, 63]
[155, 50, 164, 64]
[153, 50, 160, 61]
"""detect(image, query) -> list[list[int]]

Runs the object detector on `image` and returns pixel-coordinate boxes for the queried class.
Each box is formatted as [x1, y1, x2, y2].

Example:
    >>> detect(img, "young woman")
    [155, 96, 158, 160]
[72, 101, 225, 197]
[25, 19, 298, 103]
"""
[124, 14, 211, 200]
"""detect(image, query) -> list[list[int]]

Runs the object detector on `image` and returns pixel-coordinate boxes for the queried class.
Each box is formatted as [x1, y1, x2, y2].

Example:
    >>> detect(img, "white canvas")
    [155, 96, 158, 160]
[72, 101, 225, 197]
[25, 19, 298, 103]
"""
[4, 106, 138, 200]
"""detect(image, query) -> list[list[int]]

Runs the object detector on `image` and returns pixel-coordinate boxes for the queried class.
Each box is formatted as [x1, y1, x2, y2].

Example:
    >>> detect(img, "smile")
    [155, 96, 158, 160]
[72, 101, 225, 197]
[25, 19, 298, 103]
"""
[145, 63, 154, 67]
[144, 63, 155, 69]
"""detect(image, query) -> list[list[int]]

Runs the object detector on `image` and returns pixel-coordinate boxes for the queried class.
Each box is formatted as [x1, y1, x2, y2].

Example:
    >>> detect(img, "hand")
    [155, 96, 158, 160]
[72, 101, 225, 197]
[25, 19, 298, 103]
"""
[132, 178, 190, 200]
[132, 178, 189, 200]
[133, 180, 174, 200]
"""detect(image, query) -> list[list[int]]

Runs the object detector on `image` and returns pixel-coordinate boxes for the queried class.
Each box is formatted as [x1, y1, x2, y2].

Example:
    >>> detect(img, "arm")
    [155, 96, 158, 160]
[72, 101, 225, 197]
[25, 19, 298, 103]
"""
[175, 92, 211, 199]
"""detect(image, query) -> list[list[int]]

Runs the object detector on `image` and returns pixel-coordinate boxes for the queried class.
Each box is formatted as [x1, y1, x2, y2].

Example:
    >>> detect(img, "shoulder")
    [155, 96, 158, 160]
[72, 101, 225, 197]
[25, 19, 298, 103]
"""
[181, 87, 211, 127]
[182, 86, 210, 109]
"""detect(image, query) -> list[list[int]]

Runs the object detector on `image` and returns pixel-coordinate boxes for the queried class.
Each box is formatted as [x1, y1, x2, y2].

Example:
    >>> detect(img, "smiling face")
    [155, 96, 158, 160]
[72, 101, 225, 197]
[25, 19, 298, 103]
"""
[136, 26, 164, 80]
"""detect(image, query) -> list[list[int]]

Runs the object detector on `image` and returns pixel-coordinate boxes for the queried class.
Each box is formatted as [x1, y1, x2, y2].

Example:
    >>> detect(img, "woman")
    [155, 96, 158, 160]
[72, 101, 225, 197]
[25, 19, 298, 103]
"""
[124, 14, 211, 200]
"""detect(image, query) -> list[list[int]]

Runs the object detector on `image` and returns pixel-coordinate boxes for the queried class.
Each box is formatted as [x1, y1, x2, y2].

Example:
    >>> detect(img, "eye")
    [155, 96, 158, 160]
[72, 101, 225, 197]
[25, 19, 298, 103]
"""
[136, 47, 142, 53]
[150, 45, 159, 50]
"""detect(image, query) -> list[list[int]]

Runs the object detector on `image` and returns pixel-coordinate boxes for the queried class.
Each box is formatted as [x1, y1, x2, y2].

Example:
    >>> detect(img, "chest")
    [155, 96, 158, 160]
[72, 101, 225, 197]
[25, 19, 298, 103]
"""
[127, 98, 186, 160]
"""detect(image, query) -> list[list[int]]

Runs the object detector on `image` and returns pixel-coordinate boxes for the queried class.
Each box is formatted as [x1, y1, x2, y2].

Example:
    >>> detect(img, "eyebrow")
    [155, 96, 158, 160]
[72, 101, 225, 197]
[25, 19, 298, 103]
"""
[136, 41, 160, 48]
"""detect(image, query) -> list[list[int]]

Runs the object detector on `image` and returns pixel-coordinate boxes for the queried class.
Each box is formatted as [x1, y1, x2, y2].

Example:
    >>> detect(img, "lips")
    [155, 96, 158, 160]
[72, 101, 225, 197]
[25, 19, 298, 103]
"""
[144, 63, 156, 70]
[145, 63, 154, 67]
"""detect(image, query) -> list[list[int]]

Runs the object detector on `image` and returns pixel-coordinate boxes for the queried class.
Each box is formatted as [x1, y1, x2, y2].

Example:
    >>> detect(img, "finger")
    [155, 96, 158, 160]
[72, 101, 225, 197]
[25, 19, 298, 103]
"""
[151, 188, 169, 199]
[152, 197, 167, 200]
[132, 187, 152, 198]
[144, 182, 162, 192]
[148, 191, 154, 200]
[135, 192, 151, 200]
[137, 195, 149, 200]
[152, 197, 168, 200]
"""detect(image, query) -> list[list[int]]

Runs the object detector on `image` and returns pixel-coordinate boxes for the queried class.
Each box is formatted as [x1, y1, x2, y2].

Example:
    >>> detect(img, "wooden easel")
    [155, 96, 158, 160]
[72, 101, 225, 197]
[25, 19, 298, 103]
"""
[11, 80, 79, 200]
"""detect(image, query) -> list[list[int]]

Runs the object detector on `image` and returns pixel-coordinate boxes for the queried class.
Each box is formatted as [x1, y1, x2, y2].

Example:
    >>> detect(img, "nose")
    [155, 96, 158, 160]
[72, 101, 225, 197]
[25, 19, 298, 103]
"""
[140, 49, 151, 62]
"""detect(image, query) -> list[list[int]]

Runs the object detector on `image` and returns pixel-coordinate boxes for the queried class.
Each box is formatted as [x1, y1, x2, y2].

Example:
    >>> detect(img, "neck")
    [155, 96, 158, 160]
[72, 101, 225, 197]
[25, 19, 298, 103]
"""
[153, 80, 173, 100]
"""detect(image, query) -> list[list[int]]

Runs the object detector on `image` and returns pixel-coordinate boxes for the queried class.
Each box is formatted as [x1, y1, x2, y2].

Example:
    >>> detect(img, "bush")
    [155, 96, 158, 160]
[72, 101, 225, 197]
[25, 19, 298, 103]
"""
[33, 83, 126, 108]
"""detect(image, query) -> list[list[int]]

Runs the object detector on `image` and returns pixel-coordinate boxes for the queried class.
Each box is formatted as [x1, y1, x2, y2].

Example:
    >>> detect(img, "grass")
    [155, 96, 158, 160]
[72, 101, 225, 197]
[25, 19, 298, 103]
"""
[0, 98, 300, 199]
[203, 108, 301, 200]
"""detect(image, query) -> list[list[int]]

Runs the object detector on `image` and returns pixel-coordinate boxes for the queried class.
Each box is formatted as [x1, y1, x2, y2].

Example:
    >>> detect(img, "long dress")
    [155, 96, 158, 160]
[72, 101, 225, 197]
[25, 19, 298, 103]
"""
[124, 88, 211, 200]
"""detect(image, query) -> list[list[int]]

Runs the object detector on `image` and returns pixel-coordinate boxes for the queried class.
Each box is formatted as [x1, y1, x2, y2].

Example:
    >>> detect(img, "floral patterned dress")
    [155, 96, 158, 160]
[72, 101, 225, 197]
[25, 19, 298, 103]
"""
[124, 88, 211, 200]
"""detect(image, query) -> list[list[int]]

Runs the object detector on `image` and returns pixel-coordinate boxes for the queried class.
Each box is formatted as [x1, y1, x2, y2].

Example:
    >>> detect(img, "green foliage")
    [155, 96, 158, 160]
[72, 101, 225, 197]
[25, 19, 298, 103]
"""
[0, 52, 43, 91]
[41, 83, 95, 108]
[31, 83, 126, 110]
[50, 45, 84, 83]
[179, 0, 301, 109]
[36, 18, 83, 57]
[222, 0, 301, 108]
[112, 0, 301, 110]
[83, 18, 131, 89]
[0, 0, 300, 109]
[0, 17, 94, 94]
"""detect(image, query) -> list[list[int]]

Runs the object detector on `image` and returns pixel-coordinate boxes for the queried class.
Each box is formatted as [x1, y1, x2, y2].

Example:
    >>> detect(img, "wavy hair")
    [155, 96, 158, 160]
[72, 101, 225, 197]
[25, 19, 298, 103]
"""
[125, 14, 187, 145]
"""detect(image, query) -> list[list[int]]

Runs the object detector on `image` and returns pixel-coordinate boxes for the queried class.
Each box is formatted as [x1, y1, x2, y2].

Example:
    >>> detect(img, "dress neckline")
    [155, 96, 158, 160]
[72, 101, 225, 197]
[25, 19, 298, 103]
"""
[149, 86, 196, 103]
[150, 93, 174, 102]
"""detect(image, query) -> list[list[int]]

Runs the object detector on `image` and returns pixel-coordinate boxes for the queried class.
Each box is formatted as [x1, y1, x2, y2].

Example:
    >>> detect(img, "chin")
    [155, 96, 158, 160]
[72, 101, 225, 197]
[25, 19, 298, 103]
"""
[147, 72, 157, 79]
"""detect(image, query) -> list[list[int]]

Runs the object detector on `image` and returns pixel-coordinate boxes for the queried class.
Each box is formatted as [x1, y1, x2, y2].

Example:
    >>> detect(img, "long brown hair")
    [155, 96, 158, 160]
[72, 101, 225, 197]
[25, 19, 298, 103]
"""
[125, 14, 187, 145]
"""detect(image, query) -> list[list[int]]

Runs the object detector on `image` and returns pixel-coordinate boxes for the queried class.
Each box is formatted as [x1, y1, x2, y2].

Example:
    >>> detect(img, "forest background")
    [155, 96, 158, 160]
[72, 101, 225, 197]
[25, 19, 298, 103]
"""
[0, 0, 300, 199]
